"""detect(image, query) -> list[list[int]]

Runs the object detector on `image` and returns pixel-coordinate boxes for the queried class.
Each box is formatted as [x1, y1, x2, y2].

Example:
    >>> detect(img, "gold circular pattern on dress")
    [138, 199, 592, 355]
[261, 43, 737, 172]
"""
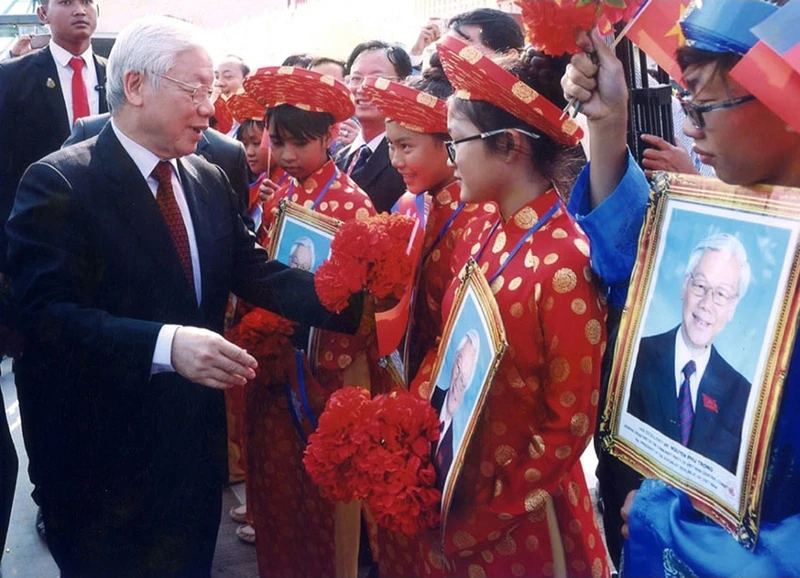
[542, 562, 555, 576]
[569, 518, 583, 534]
[526, 375, 541, 391]
[528, 435, 545, 459]
[459, 550, 474, 558]
[564, 536, 575, 553]
[550, 357, 570, 384]
[573, 560, 587, 573]
[303, 199, 315, 209]
[510, 302, 524, 318]
[574, 237, 590, 257]
[571, 298, 587, 315]
[495, 445, 516, 467]
[324, 351, 334, 362]
[488, 530, 502, 541]
[524, 468, 542, 483]
[491, 275, 505, 294]
[544, 253, 559, 265]
[590, 389, 600, 406]
[553, 267, 578, 294]
[555, 445, 572, 460]
[525, 535, 540, 552]
[339, 336, 350, 347]
[492, 421, 508, 436]
[524, 249, 536, 269]
[581, 356, 593, 375]
[588, 533, 596, 549]
[329, 200, 339, 211]
[431, 249, 441, 262]
[344, 201, 354, 211]
[560, 391, 577, 408]
[568, 481, 580, 506]
[428, 550, 444, 570]
[497, 512, 513, 520]
[507, 367, 525, 389]
[495, 535, 517, 556]
[355, 207, 370, 221]
[480, 461, 495, 477]
[585, 319, 602, 345]
[514, 207, 538, 229]
[453, 530, 477, 550]
[552, 228, 568, 240]
[549, 335, 560, 352]
[338, 354, 352, 369]
[481, 262, 490, 275]
[543, 296, 555, 311]
[511, 563, 526, 577]
[494, 479, 503, 497]
[319, 201, 329, 211]
[483, 203, 497, 214]
[592, 557, 604, 578]
[492, 231, 507, 254]
[418, 380, 433, 399]
[584, 495, 592, 512]
[481, 550, 494, 564]
[468, 564, 487, 578]
[571, 412, 590, 437]
[524, 488, 549, 513]
[471, 242, 481, 256]
[508, 277, 523, 291]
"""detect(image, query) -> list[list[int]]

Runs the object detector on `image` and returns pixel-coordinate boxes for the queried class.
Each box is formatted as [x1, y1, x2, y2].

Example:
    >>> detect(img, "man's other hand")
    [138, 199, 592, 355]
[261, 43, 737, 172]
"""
[171, 326, 258, 390]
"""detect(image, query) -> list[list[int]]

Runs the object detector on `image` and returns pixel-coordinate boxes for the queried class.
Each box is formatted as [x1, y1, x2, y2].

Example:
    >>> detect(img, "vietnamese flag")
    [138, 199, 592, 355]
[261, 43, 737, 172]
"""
[622, 0, 691, 82]
[751, 1, 800, 76]
[730, 40, 800, 134]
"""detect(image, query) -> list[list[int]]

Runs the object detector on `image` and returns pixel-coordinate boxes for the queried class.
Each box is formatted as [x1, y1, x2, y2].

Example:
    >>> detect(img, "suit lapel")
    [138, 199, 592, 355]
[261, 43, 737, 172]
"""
[177, 157, 212, 308]
[655, 327, 682, 441]
[356, 137, 389, 188]
[97, 125, 196, 308]
[36, 47, 70, 135]
[692, 347, 724, 445]
[94, 55, 109, 114]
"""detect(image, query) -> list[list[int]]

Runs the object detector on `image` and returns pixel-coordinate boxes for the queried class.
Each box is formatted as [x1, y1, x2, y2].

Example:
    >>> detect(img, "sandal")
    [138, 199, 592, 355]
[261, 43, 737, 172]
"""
[229, 504, 247, 524]
[236, 524, 256, 545]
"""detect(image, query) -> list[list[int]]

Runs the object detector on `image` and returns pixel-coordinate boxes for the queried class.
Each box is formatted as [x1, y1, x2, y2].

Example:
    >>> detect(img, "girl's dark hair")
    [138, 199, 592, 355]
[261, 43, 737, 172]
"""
[282, 53, 313, 68]
[676, 46, 742, 75]
[448, 8, 525, 54]
[448, 49, 584, 193]
[266, 104, 334, 143]
[404, 57, 453, 141]
[235, 118, 265, 142]
[309, 56, 346, 77]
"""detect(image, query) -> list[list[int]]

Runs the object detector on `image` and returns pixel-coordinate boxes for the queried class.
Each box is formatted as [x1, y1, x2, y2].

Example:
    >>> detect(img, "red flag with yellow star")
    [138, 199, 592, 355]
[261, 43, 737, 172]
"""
[622, 0, 690, 82]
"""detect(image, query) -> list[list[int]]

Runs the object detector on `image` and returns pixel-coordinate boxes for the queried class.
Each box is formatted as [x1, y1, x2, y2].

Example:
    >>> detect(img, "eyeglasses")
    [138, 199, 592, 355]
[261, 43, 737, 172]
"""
[155, 73, 214, 105]
[687, 274, 737, 306]
[444, 128, 540, 163]
[679, 93, 757, 130]
[344, 74, 401, 87]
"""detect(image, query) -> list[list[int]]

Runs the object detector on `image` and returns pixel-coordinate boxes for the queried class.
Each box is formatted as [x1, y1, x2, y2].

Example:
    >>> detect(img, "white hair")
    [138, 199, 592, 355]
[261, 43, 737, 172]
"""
[106, 16, 206, 114]
[455, 329, 481, 391]
[684, 233, 751, 300]
[290, 236, 316, 265]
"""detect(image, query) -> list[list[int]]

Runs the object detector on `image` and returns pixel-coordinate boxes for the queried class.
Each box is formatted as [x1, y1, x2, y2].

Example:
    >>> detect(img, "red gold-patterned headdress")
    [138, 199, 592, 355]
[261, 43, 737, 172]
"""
[243, 66, 355, 123]
[360, 77, 448, 135]
[226, 93, 265, 124]
[436, 35, 583, 146]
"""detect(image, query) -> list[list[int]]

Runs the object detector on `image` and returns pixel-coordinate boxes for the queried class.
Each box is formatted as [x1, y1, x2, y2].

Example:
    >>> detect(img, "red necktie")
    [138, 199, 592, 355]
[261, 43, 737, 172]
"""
[69, 56, 90, 123]
[152, 161, 194, 289]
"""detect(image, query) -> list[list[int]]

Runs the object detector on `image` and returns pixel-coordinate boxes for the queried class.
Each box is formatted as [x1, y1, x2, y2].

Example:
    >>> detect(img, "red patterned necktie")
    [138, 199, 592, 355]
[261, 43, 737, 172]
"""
[347, 144, 371, 178]
[152, 161, 194, 289]
[68, 56, 90, 123]
[679, 359, 696, 446]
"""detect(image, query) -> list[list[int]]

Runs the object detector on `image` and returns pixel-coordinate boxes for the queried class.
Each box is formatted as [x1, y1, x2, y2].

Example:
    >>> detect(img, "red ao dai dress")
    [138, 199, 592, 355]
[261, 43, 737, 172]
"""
[246, 159, 378, 578]
[412, 189, 610, 578]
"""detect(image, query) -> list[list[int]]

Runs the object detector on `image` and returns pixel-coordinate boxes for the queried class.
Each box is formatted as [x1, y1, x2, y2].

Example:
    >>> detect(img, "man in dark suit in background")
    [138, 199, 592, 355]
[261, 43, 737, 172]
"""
[431, 330, 480, 491]
[336, 41, 410, 213]
[6, 16, 360, 577]
[628, 233, 752, 474]
[64, 112, 253, 228]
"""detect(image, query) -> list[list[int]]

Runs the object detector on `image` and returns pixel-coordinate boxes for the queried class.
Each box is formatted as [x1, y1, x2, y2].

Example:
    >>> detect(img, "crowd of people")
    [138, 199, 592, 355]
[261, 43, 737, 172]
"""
[0, 0, 798, 577]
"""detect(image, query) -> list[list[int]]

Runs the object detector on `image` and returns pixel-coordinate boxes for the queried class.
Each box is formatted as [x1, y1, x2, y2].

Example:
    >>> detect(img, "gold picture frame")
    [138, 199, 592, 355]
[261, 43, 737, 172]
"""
[425, 259, 508, 534]
[267, 199, 343, 272]
[600, 172, 800, 548]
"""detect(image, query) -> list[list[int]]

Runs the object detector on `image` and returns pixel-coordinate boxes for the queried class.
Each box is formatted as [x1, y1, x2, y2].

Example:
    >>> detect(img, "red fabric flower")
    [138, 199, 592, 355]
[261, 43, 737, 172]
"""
[224, 308, 296, 385]
[315, 213, 417, 312]
[516, 0, 645, 55]
[303, 387, 442, 535]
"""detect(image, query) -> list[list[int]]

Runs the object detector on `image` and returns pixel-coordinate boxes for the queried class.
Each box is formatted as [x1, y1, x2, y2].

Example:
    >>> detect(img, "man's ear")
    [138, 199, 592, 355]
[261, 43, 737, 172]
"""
[124, 71, 146, 107]
[36, 4, 48, 24]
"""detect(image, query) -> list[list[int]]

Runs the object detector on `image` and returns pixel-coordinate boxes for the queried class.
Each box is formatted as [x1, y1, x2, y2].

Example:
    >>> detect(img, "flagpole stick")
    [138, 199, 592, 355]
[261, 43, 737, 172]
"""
[560, 16, 643, 120]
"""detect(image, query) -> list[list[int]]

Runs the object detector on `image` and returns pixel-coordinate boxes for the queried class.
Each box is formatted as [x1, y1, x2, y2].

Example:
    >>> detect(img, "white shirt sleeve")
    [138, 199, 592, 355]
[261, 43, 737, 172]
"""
[151, 324, 181, 375]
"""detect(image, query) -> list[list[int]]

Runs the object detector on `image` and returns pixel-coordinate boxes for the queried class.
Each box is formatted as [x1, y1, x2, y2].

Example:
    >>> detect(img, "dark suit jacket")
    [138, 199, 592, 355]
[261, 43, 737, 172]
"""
[335, 137, 405, 213]
[6, 124, 360, 512]
[434, 424, 454, 492]
[0, 46, 108, 270]
[64, 112, 253, 228]
[628, 326, 751, 473]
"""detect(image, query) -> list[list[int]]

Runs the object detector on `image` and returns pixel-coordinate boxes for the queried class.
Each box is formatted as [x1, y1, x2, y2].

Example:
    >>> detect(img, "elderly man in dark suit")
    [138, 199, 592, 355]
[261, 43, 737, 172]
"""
[64, 112, 253, 228]
[628, 233, 752, 474]
[335, 41, 411, 213]
[6, 16, 360, 577]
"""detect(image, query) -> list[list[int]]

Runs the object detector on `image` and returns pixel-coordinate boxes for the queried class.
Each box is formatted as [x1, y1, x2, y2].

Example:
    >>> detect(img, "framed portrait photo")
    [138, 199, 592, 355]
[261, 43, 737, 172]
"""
[600, 172, 800, 547]
[268, 199, 342, 274]
[425, 260, 507, 533]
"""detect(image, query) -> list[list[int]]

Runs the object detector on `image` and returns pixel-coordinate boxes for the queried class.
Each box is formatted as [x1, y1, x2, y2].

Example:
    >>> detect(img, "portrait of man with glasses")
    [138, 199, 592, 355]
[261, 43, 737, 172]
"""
[627, 233, 752, 474]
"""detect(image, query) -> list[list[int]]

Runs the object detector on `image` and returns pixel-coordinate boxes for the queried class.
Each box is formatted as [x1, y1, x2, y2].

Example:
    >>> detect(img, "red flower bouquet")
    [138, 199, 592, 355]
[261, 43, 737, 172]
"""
[315, 213, 417, 313]
[515, 0, 646, 56]
[224, 307, 296, 385]
[303, 387, 442, 535]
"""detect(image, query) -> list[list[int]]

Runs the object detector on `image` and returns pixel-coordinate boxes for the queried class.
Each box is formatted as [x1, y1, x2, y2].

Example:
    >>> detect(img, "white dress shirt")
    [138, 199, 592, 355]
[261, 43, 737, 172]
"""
[111, 121, 202, 374]
[49, 41, 100, 126]
[674, 329, 711, 410]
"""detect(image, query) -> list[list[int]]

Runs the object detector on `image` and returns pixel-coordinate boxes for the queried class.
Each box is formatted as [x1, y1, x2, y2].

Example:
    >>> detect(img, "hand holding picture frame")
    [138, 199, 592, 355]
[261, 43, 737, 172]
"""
[425, 260, 507, 534]
[600, 172, 800, 548]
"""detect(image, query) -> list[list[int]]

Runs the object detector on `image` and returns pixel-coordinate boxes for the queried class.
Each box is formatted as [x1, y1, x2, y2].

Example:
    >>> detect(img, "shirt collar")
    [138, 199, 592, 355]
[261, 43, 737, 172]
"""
[291, 158, 338, 193]
[432, 180, 462, 207]
[674, 328, 712, 380]
[350, 131, 385, 154]
[49, 41, 94, 68]
[110, 119, 179, 184]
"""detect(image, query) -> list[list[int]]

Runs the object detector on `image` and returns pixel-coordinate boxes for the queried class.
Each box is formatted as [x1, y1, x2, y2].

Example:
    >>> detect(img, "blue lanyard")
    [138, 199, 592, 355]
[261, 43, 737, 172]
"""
[287, 168, 340, 211]
[475, 200, 561, 285]
[285, 349, 319, 443]
[423, 202, 465, 264]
